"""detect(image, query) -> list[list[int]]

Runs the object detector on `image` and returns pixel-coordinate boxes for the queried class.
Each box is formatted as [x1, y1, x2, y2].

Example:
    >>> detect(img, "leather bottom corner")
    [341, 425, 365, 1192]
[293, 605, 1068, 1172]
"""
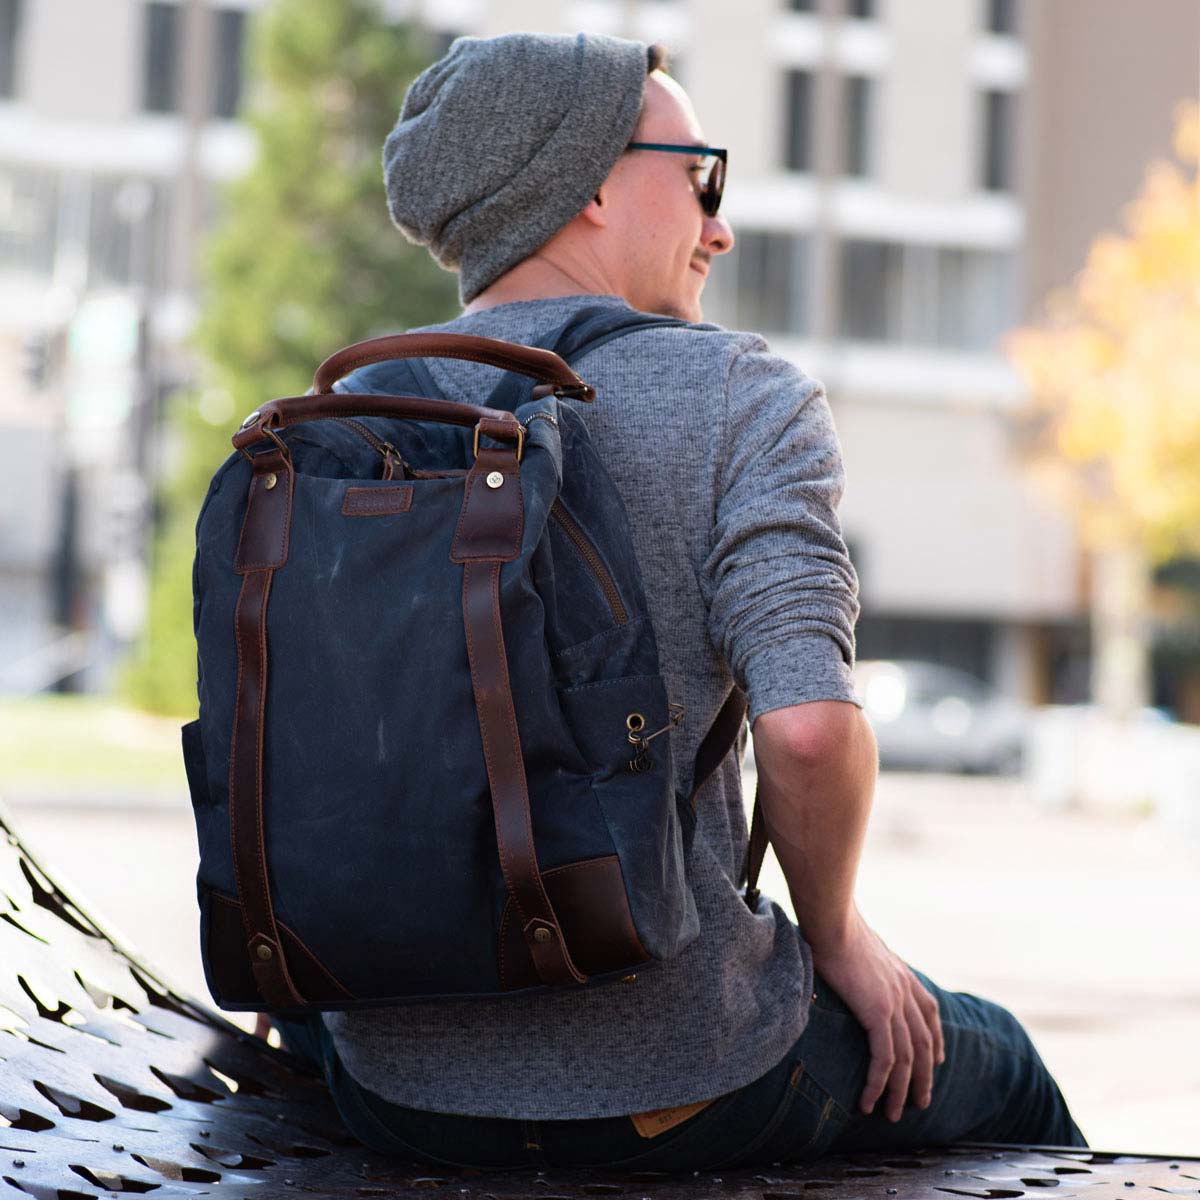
[499, 855, 649, 991]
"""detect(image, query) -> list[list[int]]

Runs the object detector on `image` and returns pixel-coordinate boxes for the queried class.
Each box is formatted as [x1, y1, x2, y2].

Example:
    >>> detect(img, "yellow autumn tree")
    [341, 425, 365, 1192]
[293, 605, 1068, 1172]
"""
[1007, 102, 1200, 719]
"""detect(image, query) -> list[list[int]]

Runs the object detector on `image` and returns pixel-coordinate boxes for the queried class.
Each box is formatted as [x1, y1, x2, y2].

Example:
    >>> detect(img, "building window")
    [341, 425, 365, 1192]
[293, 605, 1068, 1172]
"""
[934, 246, 1017, 350]
[787, 0, 816, 11]
[783, 70, 813, 171]
[985, 0, 1018, 35]
[846, 0, 875, 18]
[843, 76, 873, 177]
[733, 232, 808, 334]
[981, 89, 1016, 191]
[839, 240, 904, 340]
[142, 2, 181, 113]
[0, 164, 60, 276]
[855, 616, 996, 686]
[213, 7, 245, 119]
[839, 240, 1016, 349]
[142, 3, 247, 118]
[0, 0, 21, 99]
[87, 177, 169, 291]
[701, 232, 808, 336]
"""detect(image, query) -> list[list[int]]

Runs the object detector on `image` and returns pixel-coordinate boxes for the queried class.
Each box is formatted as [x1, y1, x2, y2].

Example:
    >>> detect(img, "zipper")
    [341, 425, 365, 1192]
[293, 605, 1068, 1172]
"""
[550, 499, 628, 626]
[335, 417, 407, 480]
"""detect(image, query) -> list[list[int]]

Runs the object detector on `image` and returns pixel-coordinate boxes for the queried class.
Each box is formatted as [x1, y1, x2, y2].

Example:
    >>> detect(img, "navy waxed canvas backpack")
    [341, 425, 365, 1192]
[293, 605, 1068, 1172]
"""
[183, 307, 754, 1013]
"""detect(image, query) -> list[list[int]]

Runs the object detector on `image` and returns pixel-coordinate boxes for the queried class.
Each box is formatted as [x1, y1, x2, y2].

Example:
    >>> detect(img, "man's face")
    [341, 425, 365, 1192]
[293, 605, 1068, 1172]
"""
[599, 73, 734, 321]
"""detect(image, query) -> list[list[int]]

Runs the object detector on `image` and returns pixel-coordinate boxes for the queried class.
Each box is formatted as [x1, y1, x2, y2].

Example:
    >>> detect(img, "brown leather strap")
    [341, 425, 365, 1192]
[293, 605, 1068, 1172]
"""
[743, 788, 768, 912]
[686, 688, 767, 911]
[455, 449, 585, 987]
[689, 687, 748, 807]
[312, 332, 596, 400]
[229, 447, 304, 1009]
[233, 393, 522, 454]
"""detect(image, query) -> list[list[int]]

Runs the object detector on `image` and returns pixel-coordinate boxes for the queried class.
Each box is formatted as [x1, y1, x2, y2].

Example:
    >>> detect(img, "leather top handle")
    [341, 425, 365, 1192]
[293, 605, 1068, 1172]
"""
[312, 333, 596, 401]
[232, 392, 523, 454]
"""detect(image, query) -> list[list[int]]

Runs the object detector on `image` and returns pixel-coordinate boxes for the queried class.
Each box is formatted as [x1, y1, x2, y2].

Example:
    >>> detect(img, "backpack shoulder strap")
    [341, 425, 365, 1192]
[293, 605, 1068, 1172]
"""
[481, 306, 692, 412]
[552, 306, 691, 366]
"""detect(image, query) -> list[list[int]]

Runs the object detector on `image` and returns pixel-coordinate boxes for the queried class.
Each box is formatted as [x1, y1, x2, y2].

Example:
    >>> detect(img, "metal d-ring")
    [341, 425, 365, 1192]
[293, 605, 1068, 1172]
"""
[237, 420, 291, 465]
[473, 421, 525, 463]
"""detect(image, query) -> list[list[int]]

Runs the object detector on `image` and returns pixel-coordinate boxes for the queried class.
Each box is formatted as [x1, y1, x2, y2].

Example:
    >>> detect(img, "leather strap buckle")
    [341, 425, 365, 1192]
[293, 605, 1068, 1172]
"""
[473, 420, 525, 463]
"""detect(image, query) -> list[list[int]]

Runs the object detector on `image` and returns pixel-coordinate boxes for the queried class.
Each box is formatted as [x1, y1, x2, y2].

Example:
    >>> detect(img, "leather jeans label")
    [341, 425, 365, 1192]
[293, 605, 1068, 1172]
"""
[629, 1097, 715, 1139]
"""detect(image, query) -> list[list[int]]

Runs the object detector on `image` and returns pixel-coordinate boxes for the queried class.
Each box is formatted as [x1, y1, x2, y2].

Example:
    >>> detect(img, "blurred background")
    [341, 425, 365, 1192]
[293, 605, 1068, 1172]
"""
[1, 0, 1198, 1156]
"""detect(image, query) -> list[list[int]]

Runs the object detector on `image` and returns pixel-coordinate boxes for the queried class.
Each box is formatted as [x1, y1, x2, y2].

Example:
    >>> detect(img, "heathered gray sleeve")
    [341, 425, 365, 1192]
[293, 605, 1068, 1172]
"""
[701, 335, 862, 724]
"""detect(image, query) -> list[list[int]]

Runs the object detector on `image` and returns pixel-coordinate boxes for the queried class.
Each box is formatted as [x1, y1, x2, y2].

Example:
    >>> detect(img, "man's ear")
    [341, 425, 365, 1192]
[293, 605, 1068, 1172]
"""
[579, 187, 607, 229]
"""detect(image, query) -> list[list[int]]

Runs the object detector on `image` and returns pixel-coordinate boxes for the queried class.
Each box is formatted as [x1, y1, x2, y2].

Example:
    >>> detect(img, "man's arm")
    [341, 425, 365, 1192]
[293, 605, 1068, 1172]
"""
[752, 700, 945, 1123]
[699, 338, 941, 1118]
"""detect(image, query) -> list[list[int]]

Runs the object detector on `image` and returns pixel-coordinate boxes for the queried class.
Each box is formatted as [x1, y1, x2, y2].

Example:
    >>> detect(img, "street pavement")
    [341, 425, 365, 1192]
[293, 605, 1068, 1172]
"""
[5, 767, 1198, 1156]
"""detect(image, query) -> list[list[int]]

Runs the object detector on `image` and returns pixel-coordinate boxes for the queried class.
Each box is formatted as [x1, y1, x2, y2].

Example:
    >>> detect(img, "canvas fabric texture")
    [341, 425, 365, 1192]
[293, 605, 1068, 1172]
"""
[322, 293, 862, 1120]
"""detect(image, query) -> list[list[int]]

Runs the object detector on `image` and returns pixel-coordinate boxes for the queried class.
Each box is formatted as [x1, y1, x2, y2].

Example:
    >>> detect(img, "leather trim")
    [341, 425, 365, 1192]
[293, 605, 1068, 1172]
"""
[228, 453, 304, 1010]
[456, 454, 585, 987]
[450, 450, 523, 563]
[233, 448, 293, 572]
[311, 331, 593, 399]
[205, 889, 353, 1005]
[499, 856, 649, 991]
[233, 394, 521, 453]
[341, 485, 413, 516]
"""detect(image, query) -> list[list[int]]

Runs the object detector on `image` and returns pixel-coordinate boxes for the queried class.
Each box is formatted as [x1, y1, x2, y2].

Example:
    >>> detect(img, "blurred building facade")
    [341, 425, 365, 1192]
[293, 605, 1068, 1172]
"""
[0, 0, 1197, 701]
[0, 0, 255, 691]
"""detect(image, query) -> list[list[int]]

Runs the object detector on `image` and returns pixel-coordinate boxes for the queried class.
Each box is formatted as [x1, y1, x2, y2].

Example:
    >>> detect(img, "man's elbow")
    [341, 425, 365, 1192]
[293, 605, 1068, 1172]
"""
[752, 699, 874, 769]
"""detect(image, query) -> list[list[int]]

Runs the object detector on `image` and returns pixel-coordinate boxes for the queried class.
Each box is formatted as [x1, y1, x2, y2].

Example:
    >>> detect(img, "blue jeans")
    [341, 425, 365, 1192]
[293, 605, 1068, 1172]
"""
[272, 968, 1085, 1169]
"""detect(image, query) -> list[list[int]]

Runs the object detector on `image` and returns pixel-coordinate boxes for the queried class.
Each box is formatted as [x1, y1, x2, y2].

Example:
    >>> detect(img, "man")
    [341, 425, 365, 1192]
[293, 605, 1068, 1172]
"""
[271, 31, 1084, 1167]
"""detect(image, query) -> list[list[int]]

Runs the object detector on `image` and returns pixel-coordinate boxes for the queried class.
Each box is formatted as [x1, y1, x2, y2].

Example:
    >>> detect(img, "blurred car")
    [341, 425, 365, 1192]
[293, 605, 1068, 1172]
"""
[852, 659, 1029, 775]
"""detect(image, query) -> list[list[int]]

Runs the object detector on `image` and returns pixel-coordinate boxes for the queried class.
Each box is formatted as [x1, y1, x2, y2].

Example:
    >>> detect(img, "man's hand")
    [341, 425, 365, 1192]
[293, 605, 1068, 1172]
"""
[812, 909, 945, 1122]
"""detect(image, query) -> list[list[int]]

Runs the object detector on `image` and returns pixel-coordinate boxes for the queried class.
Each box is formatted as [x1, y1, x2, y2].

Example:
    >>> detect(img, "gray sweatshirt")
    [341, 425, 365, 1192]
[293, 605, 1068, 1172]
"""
[322, 293, 861, 1119]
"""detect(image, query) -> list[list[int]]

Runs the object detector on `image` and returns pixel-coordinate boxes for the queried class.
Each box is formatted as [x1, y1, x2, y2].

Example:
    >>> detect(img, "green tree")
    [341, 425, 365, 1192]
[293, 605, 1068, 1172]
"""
[124, 0, 457, 715]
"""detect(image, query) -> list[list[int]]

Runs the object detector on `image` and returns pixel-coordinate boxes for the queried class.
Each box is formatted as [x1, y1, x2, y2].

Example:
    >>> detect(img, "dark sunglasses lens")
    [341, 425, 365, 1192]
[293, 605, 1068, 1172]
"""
[703, 156, 725, 216]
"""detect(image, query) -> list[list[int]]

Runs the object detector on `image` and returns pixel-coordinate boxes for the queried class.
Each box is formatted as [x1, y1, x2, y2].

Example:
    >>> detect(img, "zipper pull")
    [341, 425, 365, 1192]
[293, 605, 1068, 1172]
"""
[380, 443, 407, 481]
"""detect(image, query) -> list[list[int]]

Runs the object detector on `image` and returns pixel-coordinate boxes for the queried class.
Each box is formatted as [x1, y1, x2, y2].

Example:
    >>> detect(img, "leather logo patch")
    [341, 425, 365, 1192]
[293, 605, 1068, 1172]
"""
[341, 485, 413, 517]
[629, 1097, 715, 1139]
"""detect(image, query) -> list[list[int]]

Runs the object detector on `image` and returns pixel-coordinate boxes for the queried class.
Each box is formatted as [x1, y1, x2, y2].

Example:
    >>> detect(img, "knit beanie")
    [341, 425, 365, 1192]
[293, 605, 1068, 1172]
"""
[382, 32, 652, 304]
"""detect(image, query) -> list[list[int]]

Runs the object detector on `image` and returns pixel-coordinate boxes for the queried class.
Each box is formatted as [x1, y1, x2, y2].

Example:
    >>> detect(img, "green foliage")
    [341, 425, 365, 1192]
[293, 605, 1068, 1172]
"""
[123, 0, 457, 716]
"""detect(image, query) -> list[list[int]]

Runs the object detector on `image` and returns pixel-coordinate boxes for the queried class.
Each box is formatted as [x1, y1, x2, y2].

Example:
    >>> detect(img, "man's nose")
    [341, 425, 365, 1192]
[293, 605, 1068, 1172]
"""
[702, 214, 734, 255]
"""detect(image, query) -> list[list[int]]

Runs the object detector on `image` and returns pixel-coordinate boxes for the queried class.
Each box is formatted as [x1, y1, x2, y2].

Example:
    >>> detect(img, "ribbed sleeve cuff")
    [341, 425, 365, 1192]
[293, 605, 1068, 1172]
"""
[743, 633, 861, 725]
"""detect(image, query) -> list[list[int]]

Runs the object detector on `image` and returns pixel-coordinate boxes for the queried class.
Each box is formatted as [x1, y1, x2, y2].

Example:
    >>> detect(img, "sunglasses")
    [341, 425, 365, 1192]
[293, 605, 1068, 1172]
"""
[625, 142, 728, 217]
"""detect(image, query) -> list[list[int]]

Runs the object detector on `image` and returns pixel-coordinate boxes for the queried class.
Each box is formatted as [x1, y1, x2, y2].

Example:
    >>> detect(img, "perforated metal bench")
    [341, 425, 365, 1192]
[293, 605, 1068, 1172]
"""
[0, 800, 1194, 1199]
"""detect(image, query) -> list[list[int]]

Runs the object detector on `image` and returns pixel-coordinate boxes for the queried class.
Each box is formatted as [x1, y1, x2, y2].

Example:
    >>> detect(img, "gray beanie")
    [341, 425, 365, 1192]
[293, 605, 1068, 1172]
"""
[382, 32, 651, 303]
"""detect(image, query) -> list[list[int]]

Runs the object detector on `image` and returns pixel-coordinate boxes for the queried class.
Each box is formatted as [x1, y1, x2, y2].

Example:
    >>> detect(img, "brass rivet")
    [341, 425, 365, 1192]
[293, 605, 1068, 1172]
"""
[486, 471, 504, 489]
[241, 410, 260, 427]
[256, 944, 273, 961]
[264, 472, 277, 490]
[532, 927, 552, 944]
[621, 974, 637, 984]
